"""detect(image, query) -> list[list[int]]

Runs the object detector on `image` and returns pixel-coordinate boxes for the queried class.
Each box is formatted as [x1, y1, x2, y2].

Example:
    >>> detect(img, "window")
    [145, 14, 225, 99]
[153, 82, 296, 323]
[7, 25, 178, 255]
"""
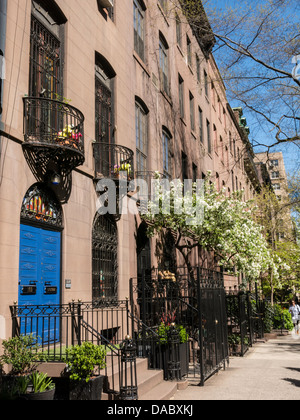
[216, 172, 220, 191]
[206, 119, 211, 154]
[199, 107, 203, 143]
[178, 74, 184, 118]
[196, 54, 201, 83]
[213, 125, 217, 152]
[225, 145, 229, 169]
[97, 0, 114, 21]
[189, 91, 195, 131]
[135, 100, 148, 172]
[134, 0, 145, 61]
[95, 61, 114, 146]
[162, 129, 172, 179]
[223, 108, 227, 130]
[220, 136, 224, 162]
[204, 70, 209, 97]
[95, 54, 116, 176]
[158, 0, 167, 13]
[271, 171, 280, 179]
[176, 14, 182, 48]
[211, 82, 216, 107]
[92, 214, 118, 301]
[21, 183, 63, 228]
[187, 36, 192, 67]
[192, 163, 198, 183]
[182, 152, 188, 181]
[159, 34, 169, 95]
[29, 15, 62, 99]
[270, 159, 279, 167]
[273, 183, 281, 190]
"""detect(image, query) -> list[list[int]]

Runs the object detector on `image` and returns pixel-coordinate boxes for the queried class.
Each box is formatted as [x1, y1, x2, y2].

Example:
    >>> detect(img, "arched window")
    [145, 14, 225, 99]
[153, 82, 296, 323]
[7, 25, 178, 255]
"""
[95, 52, 116, 146]
[20, 183, 63, 228]
[135, 98, 149, 173]
[30, 0, 67, 99]
[92, 214, 118, 301]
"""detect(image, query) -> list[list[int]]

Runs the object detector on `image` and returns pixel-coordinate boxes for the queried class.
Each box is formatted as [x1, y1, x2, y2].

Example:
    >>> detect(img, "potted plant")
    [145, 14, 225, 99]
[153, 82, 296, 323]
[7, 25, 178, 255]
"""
[54, 342, 107, 400]
[56, 124, 82, 149]
[13, 372, 55, 400]
[0, 335, 50, 400]
[153, 323, 189, 379]
[113, 162, 132, 180]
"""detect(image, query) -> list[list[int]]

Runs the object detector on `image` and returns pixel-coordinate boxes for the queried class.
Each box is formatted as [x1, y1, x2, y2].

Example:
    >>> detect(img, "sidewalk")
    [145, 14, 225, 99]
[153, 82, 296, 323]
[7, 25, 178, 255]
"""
[172, 334, 300, 400]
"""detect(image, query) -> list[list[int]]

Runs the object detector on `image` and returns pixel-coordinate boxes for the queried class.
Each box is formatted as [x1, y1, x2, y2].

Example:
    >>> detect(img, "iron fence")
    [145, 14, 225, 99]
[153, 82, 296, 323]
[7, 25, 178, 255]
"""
[130, 267, 229, 386]
[10, 299, 130, 397]
[226, 291, 265, 357]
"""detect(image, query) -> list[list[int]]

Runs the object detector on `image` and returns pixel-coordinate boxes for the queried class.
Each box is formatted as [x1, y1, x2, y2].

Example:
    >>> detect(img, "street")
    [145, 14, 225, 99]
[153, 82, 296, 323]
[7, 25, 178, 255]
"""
[173, 334, 300, 400]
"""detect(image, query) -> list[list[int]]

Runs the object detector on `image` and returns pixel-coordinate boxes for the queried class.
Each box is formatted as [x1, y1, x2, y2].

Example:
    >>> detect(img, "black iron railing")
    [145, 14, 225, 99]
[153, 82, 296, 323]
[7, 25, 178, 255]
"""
[23, 97, 85, 172]
[10, 299, 130, 397]
[130, 267, 229, 386]
[93, 142, 134, 181]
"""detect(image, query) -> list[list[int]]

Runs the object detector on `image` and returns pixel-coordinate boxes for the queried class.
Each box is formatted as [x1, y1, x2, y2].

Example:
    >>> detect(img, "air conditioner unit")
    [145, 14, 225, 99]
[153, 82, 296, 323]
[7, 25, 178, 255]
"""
[97, 0, 114, 8]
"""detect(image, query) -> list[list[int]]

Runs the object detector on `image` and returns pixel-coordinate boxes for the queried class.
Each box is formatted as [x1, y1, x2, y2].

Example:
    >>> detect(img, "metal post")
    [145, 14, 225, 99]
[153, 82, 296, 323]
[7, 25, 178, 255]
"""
[77, 300, 82, 346]
[197, 267, 205, 387]
[10, 302, 18, 338]
[167, 323, 181, 381]
[119, 336, 138, 401]
[141, 271, 146, 357]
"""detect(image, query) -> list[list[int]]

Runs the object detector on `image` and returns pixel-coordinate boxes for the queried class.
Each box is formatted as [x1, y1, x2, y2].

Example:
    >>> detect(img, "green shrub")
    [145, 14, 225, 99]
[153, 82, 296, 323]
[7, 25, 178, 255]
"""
[273, 304, 294, 331]
[157, 323, 189, 345]
[0, 335, 47, 375]
[65, 342, 107, 383]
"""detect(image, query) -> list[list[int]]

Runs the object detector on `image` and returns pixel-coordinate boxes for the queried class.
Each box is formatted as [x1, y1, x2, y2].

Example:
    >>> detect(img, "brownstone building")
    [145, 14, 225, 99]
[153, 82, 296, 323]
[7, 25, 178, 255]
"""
[0, 0, 262, 347]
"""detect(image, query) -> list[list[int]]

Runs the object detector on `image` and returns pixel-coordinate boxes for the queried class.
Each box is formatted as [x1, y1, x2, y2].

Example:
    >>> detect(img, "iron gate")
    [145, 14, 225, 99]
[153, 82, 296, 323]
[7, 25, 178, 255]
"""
[130, 267, 229, 386]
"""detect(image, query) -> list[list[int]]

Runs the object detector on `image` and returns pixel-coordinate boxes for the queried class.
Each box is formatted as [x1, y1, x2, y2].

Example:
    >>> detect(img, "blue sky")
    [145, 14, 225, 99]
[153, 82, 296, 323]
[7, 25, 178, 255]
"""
[205, 0, 300, 177]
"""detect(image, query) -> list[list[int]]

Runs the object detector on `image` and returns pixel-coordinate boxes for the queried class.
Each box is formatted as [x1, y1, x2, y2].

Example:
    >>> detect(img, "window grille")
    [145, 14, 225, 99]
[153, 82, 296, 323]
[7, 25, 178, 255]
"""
[92, 214, 118, 301]
[29, 16, 62, 99]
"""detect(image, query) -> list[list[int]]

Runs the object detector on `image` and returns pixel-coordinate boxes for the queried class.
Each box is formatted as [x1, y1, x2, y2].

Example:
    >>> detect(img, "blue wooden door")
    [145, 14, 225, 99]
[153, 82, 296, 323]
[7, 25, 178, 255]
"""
[19, 224, 61, 343]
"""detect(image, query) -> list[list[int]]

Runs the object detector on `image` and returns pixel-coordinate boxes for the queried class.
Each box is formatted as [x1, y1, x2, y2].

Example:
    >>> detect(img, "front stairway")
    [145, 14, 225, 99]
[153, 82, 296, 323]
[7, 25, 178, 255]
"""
[103, 357, 186, 401]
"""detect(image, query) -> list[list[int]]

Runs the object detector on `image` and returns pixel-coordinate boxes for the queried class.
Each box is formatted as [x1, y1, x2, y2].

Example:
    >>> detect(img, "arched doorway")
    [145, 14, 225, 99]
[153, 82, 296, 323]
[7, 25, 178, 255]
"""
[18, 183, 63, 340]
[92, 214, 118, 301]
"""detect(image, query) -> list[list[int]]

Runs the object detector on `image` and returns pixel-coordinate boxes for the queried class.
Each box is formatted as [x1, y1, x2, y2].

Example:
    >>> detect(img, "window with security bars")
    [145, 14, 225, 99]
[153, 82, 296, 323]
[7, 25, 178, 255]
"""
[95, 74, 113, 177]
[29, 16, 62, 99]
[92, 214, 118, 301]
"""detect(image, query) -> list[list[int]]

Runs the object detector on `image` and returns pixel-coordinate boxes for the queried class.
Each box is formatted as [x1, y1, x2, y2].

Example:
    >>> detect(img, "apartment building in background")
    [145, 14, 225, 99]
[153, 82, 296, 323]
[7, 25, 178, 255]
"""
[0, 0, 265, 344]
[255, 151, 294, 241]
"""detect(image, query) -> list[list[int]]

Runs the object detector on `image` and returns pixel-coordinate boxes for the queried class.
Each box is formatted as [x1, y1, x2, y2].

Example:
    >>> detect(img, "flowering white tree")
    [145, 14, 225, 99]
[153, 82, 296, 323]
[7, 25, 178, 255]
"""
[142, 175, 277, 285]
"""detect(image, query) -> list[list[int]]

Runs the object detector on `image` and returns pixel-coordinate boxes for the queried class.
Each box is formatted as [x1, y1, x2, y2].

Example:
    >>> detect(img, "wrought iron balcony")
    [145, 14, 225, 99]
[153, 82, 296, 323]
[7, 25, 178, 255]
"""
[23, 97, 85, 175]
[93, 142, 134, 182]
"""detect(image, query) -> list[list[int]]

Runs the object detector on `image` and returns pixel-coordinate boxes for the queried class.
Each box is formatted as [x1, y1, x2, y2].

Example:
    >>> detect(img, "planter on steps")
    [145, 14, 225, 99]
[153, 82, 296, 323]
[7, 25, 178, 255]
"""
[53, 375, 105, 401]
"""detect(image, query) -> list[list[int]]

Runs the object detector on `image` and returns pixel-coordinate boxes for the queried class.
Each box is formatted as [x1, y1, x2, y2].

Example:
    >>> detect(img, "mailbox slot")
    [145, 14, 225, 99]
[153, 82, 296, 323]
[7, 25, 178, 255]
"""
[44, 286, 58, 295]
[21, 286, 37, 295]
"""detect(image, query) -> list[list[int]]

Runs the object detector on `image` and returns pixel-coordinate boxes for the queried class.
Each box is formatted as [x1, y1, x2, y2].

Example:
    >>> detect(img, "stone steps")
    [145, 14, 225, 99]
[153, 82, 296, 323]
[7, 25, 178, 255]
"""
[103, 357, 187, 401]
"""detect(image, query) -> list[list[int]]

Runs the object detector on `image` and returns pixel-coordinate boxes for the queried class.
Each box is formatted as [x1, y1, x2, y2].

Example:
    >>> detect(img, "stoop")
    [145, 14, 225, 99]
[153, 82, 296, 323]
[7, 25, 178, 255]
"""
[103, 357, 188, 401]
